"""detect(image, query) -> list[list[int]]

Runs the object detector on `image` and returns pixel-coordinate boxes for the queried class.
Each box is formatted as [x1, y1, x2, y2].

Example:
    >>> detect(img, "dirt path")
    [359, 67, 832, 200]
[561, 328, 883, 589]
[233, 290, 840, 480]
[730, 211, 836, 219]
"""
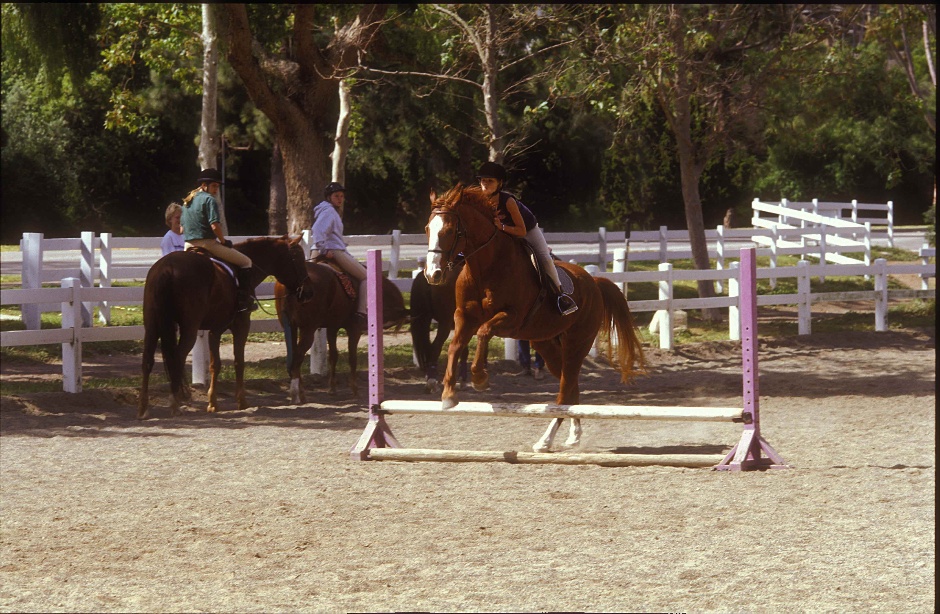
[0, 328, 935, 612]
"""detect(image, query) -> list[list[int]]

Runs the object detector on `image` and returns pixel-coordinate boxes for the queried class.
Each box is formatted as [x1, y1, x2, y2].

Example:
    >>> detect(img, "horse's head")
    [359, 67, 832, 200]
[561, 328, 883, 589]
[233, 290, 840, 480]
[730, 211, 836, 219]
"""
[424, 184, 495, 285]
[284, 236, 316, 303]
[238, 236, 315, 302]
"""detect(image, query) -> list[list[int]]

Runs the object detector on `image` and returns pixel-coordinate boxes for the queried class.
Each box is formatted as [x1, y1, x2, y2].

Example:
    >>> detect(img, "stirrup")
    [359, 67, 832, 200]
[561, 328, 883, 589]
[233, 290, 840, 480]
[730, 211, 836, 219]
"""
[237, 295, 258, 313]
[557, 293, 578, 316]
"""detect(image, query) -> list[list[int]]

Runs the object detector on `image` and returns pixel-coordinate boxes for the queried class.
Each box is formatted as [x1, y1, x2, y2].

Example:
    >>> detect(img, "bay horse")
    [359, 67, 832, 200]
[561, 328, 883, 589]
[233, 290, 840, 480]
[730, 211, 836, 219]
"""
[275, 262, 409, 402]
[409, 262, 469, 394]
[425, 184, 646, 452]
[138, 236, 314, 419]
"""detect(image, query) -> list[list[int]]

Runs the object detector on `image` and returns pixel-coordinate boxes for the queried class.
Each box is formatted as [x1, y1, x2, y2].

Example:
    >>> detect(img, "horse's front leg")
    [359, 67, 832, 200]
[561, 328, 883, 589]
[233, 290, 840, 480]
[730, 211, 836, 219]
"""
[441, 314, 476, 410]
[172, 325, 199, 417]
[232, 316, 250, 411]
[206, 330, 223, 413]
[289, 324, 316, 405]
[471, 311, 515, 392]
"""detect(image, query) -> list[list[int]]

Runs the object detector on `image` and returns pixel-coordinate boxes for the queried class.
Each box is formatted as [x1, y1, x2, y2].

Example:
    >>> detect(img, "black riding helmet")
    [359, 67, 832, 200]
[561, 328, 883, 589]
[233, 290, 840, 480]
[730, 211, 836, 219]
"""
[196, 168, 224, 185]
[476, 161, 506, 182]
[324, 182, 345, 201]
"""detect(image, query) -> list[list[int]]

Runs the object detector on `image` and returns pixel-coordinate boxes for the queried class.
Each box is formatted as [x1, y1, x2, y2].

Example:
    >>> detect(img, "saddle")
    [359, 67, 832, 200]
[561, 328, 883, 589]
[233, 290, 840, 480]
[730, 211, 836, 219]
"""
[185, 246, 239, 287]
[519, 241, 574, 295]
[310, 254, 358, 301]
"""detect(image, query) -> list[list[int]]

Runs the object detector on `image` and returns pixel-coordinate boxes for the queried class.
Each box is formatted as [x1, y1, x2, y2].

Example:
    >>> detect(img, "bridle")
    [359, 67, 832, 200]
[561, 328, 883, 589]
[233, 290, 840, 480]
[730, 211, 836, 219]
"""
[250, 241, 313, 315]
[428, 206, 498, 271]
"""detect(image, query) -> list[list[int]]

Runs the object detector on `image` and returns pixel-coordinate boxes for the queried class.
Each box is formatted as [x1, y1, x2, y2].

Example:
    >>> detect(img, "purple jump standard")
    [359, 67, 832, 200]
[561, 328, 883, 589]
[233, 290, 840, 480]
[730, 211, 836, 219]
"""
[351, 247, 789, 471]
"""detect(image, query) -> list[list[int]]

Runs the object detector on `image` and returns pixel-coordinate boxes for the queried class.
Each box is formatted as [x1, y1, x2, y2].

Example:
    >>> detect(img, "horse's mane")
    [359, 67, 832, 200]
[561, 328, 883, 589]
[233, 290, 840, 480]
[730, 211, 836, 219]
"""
[435, 184, 493, 220]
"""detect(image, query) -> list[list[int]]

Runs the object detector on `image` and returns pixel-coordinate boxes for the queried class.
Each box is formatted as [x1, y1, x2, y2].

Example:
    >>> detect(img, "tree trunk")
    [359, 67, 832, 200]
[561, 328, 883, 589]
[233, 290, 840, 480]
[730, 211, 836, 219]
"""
[268, 141, 287, 235]
[331, 79, 352, 185]
[482, 5, 505, 163]
[198, 3, 226, 234]
[666, 15, 718, 320]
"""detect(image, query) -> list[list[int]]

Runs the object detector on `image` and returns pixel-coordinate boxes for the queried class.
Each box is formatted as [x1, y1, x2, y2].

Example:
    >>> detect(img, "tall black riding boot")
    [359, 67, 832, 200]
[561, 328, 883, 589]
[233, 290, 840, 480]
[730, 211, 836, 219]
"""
[236, 268, 258, 312]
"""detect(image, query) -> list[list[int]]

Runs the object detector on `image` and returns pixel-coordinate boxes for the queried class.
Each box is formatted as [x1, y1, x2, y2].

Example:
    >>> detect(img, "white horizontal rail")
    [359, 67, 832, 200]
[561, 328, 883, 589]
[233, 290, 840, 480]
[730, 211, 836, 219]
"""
[379, 400, 742, 421]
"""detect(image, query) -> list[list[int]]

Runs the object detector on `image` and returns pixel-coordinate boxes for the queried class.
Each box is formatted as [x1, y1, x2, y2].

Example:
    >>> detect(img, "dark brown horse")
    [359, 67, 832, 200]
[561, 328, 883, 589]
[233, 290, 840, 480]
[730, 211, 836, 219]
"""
[425, 184, 646, 451]
[275, 262, 409, 402]
[138, 236, 314, 419]
[410, 262, 469, 394]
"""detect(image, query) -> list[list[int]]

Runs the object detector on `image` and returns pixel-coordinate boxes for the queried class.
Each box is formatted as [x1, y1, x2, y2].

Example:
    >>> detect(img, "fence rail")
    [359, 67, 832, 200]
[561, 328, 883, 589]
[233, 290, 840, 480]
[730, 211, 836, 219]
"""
[2, 253, 934, 393]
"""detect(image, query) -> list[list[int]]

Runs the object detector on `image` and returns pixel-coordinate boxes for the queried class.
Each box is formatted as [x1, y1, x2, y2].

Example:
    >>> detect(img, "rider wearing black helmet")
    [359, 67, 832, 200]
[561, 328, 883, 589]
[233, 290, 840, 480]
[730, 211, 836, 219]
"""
[311, 181, 369, 325]
[476, 161, 578, 316]
[180, 168, 257, 312]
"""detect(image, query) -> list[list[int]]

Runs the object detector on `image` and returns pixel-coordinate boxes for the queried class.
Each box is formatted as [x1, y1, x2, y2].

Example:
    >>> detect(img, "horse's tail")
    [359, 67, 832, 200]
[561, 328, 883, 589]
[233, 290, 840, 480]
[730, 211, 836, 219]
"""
[594, 276, 647, 383]
[143, 263, 184, 391]
[409, 273, 433, 371]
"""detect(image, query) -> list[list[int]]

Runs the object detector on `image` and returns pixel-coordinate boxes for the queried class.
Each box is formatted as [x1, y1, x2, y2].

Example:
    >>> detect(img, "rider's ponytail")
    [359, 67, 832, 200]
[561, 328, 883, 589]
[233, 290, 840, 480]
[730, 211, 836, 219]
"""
[182, 187, 202, 207]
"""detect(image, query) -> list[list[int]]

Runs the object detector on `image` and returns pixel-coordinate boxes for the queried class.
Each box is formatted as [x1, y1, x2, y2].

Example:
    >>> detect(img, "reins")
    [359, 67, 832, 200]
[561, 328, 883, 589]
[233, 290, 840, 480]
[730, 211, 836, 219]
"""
[429, 207, 499, 270]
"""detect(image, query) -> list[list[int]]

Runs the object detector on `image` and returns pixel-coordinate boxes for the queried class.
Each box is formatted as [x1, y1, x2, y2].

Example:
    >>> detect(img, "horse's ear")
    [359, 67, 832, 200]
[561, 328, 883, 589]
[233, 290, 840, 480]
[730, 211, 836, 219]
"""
[286, 234, 301, 245]
[429, 189, 437, 205]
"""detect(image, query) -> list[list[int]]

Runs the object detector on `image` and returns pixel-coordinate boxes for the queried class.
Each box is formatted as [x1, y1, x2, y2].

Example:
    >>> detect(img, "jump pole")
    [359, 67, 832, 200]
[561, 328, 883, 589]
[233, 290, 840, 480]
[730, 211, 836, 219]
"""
[351, 248, 788, 470]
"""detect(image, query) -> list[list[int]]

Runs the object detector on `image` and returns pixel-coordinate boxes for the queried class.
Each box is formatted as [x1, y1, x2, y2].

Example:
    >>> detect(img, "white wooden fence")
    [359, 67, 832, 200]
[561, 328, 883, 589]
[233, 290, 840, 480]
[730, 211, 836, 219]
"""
[2, 254, 933, 393]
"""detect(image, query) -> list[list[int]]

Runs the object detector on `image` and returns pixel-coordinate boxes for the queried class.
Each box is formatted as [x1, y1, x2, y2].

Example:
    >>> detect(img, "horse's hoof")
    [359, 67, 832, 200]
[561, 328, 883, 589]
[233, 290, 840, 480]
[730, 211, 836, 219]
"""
[441, 396, 458, 410]
[206, 405, 217, 413]
[136, 410, 149, 420]
[533, 442, 552, 453]
[472, 381, 489, 392]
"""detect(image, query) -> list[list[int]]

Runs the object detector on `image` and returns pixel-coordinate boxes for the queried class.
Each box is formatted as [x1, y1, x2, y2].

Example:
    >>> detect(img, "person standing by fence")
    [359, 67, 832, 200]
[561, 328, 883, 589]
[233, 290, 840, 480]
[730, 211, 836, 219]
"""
[160, 202, 185, 256]
[518, 339, 545, 380]
[180, 168, 257, 312]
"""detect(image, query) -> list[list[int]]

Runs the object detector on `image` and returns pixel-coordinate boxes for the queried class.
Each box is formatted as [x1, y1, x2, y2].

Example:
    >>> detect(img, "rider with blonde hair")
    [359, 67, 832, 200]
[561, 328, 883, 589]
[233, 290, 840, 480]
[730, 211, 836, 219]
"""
[180, 168, 256, 312]
[477, 161, 578, 315]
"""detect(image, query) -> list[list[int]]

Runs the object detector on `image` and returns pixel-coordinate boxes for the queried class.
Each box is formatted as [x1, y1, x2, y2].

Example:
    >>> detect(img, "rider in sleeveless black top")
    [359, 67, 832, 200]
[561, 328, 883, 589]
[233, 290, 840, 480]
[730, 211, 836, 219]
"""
[476, 161, 578, 316]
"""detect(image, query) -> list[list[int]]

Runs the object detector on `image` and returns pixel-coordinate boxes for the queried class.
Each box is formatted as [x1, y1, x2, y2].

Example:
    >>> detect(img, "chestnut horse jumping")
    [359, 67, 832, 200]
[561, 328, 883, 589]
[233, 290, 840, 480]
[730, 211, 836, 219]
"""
[275, 262, 409, 402]
[138, 236, 314, 419]
[424, 185, 646, 451]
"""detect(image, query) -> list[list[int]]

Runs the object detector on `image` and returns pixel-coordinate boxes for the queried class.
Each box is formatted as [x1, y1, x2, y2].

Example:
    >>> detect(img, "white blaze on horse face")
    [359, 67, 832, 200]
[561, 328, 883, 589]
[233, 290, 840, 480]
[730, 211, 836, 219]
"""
[426, 214, 446, 278]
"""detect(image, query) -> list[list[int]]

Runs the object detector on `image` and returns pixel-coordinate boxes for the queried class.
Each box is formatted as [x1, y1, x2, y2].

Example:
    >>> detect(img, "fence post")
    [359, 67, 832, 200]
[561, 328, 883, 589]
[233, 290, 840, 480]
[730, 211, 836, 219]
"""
[22, 232, 43, 330]
[780, 198, 789, 226]
[80, 231, 95, 328]
[301, 229, 312, 260]
[715, 224, 726, 293]
[797, 260, 811, 335]
[818, 232, 827, 283]
[874, 258, 888, 332]
[61, 278, 82, 393]
[390, 230, 401, 279]
[886, 201, 894, 248]
[659, 226, 668, 263]
[192, 330, 209, 385]
[863, 222, 872, 281]
[597, 226, 607, 270]
[658, 262, 673, 350]
[728, 262, 740, 341]
[98, 232, 112, 325]
[585, 264, 601, 356]
[612, 248, 626, 294]
[310, 329, 328, 375]
[769, 226, 778, 290]
[851, 200, 859, 241]
[921, 243, 931, 290]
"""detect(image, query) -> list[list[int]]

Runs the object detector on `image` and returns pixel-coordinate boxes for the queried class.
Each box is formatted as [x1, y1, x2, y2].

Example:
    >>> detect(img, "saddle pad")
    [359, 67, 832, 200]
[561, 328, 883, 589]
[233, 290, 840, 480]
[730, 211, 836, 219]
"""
[185, 247, 238, 286]
[313, 260, 357, 301]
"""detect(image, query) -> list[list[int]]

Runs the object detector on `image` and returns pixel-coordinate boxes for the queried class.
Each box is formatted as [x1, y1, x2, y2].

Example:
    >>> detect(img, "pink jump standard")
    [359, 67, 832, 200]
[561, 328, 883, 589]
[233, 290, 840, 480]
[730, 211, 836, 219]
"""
[351, 248, 789, 470]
